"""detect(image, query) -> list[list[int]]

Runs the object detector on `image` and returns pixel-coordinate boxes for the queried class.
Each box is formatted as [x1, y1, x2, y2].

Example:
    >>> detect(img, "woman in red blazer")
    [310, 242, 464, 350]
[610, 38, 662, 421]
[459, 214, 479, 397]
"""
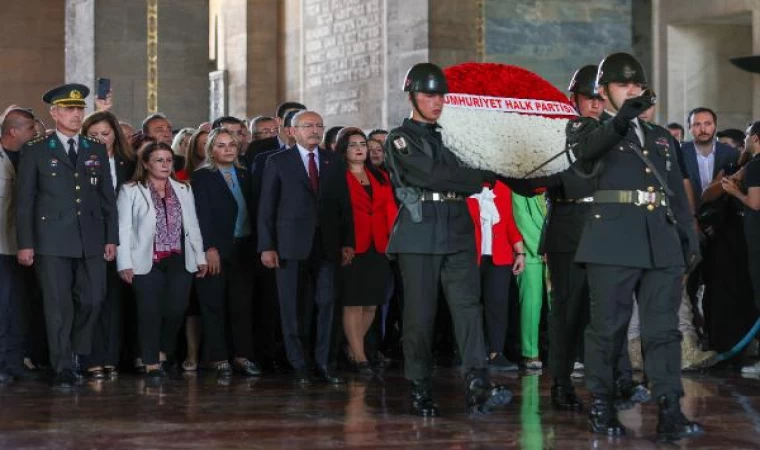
[338, 127, 398, 374]
[467, 180, 525, 371]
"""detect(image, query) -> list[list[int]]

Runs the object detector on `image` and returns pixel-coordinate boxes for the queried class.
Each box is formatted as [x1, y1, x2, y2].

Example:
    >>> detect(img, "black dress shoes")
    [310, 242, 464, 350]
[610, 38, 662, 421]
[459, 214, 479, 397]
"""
[656, 394, 705, 441]
[146, 367, 167, 380]
[411, 379, 439, 417]
[293, 367, 312, 386]
[551, 383, 583, 411]
[88, 368, 106, 380]
[465, 369, 513, 415]
[234, 359, 263, 377]
[104, 367, 119, 378]
[589, 397, 625, 436]
[314, 366, 345, 385]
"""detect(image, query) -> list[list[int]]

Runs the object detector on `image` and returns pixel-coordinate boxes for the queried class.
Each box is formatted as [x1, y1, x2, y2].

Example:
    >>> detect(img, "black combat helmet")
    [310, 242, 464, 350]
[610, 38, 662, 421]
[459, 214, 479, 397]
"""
[403, 63, 449, 94]
[595, 52, 647, 87]
[568, 65, 602, 99]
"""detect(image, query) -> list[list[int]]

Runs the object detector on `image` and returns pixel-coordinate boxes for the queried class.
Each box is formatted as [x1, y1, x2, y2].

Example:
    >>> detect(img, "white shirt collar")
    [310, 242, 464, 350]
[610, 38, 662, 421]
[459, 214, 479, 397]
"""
[56, 130, 78, 149]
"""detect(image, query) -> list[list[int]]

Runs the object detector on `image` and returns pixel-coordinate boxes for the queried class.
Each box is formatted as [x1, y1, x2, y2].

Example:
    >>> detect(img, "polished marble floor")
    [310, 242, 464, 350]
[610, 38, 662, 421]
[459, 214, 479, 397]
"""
[1, 367, 759, 449]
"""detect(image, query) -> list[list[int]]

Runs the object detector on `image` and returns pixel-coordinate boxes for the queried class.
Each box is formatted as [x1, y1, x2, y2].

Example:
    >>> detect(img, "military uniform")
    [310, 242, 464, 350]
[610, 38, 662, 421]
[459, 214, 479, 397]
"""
[568, 112, 697, 399]
[16, 84, 117, 376]
[386, 118, 491, 381]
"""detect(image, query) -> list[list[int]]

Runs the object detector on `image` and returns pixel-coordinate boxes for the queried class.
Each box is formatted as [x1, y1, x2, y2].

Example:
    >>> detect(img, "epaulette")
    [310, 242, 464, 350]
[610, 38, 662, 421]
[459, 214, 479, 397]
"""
[25, 135, 47, 146]
[82, 135, 102, 144]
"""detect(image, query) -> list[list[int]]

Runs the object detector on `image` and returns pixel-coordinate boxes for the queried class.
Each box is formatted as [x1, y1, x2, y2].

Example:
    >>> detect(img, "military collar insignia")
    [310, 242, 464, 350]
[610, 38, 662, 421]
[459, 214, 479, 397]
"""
[48, 137, 57, 149]
[81, 137, 90, 149]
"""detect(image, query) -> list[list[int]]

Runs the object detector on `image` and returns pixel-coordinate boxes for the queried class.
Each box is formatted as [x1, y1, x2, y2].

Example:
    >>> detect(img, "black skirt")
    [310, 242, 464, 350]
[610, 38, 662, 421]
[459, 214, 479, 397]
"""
[342, 246, 391, 307]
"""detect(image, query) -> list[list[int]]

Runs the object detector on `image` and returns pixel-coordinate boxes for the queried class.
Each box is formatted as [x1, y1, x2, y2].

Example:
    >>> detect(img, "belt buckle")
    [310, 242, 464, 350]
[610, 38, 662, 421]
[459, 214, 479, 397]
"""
[444, 192, 456, 200]
[432, 192, 441, 201]
[635, 190, 657, 206]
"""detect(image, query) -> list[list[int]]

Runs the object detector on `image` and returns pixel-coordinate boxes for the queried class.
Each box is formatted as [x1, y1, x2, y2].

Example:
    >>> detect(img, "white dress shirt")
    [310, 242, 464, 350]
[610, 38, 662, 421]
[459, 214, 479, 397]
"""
[296, 144, 320, 175]
[696, 144, 716, 192]
[470, 187, 500, 256]
[56, 131, 78, 153]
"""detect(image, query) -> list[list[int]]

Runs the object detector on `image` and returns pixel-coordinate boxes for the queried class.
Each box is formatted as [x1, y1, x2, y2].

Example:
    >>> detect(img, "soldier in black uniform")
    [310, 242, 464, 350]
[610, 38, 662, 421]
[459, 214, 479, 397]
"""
[542, 65, 600, 411]
[385, 63, 512, 417]
[566, 53, 703, 441]
[16, 84, 117, 388]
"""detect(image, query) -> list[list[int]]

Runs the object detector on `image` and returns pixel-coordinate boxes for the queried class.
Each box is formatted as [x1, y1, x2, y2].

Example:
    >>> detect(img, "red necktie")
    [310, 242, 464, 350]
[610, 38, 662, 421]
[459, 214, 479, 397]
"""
[308, 152, 319, 193]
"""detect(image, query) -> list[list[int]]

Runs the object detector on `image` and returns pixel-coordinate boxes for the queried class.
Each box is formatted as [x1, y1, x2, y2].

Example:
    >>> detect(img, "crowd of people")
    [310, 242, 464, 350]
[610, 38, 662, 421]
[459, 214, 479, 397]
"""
[1, 52, 759, 441]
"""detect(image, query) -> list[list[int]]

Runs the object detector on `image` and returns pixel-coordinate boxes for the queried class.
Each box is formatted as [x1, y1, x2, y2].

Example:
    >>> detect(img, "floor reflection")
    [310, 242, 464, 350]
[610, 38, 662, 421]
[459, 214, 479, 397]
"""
[0, 369, 757, 448]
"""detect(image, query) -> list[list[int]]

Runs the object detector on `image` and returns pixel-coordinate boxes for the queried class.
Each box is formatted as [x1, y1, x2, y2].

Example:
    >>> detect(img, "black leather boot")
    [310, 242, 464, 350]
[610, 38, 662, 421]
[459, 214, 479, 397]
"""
[410, 379, 439, 417]
[551, 381, 583, 411]
[656, 394, 705, 441]
[465, 369, 513, 415]
[588, 396, 625, 436]
[615, 378, 650, 411]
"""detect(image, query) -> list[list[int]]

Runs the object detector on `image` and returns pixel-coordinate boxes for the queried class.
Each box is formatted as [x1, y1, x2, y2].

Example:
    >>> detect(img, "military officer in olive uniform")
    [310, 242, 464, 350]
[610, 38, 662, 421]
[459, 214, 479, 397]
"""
[385, 63, 512, 417]
[567, 53, 703, 441]
[16, 84, 117, 388]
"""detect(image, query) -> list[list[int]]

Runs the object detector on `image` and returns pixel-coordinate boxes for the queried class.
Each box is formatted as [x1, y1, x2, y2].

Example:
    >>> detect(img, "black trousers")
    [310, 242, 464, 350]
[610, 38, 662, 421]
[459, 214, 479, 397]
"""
[0, 255, 24, 371]
[585, 264, 683, 399]
[480, 256, 513, 354]
[35, 254, 105, 372]
[397, 249, 487, 381]
[546, 252, 589, 386]
[276, 239, 336, 370]
[253, 259, 283, 364]
[131, 254, 192, 365]
[19, 265, 47, 366]
[89, 261, 124, 367]
[195, 237, 256, 362]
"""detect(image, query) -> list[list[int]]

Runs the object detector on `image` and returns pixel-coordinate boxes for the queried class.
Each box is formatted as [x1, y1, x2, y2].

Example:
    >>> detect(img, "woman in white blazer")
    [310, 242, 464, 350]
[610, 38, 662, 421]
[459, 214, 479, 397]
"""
[117, 141, 207, 379]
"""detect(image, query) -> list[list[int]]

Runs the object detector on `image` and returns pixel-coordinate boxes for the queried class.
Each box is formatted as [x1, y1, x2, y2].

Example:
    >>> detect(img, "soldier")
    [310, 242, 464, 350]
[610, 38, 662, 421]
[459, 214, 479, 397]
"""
[567, 53, 703, 441]
[542, 65, 600, 410]
[385, 63, 512, 417]
[16, 84, 117, 388]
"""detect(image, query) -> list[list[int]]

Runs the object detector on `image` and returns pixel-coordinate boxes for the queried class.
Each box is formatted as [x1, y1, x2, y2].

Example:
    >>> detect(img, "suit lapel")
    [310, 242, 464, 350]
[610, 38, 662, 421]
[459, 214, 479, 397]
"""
[48, 135, 74, 169]
[213, 169, 236, 202]
[285, 147, 312, 192]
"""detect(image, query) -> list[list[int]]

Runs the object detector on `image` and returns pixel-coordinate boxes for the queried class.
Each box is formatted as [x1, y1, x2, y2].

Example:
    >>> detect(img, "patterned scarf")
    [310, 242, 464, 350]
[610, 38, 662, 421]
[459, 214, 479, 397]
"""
[150, 181, 183, 259]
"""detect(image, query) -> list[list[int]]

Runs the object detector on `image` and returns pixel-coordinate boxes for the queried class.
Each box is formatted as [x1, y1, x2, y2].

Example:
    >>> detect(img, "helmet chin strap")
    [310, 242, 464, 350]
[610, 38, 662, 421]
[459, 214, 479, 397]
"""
[410, 93, 435, 123]
[603, 86, 621, 113]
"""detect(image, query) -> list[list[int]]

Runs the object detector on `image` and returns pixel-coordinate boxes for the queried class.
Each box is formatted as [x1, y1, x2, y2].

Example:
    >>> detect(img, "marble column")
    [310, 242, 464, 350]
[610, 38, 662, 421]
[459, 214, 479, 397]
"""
[65, 0, 209, 129]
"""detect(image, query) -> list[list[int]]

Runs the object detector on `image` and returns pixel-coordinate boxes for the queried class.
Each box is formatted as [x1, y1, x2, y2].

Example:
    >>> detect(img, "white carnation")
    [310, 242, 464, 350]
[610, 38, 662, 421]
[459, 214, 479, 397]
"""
[439, 107, 571, 178]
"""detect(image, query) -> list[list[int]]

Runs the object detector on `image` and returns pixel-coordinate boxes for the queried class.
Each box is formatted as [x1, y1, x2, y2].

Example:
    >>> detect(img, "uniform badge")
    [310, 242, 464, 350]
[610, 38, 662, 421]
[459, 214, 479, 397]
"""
[572, 121, 583, 130]
[50, 158, 58, 168]
[393, 137, 409, 154]
[48, 138, 56, 149]
[655, 137, 670, 150]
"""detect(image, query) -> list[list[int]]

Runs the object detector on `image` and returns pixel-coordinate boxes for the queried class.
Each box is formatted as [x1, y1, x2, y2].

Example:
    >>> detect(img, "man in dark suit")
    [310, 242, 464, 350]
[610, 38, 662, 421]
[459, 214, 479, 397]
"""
[680, 108, 739, 338]
[16, 84, 118, 388]
[681, 107, 739, 211]
[258, 110, 354, 385]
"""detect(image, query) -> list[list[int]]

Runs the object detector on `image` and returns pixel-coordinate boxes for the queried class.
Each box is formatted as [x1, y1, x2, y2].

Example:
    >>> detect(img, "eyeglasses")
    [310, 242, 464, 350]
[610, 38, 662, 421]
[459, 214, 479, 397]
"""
[295, 124, 325, 130]
[150, 158, 173, 164]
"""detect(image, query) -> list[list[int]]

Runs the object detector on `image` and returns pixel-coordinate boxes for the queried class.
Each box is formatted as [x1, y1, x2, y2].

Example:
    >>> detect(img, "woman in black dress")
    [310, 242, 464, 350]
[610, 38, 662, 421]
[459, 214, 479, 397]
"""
[722, 121, 760, 372]
[336, 127, 397, 374]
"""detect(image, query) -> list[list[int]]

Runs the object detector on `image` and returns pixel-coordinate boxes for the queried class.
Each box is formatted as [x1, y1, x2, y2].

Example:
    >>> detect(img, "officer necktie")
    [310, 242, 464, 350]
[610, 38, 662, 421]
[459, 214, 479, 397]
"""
[67, 138, 77, 166]
[308, 152, 318, 193]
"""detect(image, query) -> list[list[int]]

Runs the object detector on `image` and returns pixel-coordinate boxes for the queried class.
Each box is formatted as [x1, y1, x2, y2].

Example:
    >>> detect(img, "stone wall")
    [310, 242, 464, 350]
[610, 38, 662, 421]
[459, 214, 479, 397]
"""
[1, 0, 65, 117]
[485, 0, 634, 92]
